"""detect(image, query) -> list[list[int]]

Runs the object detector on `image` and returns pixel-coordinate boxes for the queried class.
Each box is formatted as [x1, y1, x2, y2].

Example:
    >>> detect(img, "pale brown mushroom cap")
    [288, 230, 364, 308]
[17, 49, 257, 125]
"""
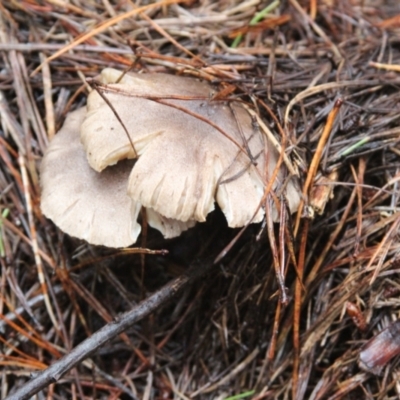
[81, 68, 212, 171]
[81, 68, 300, 227]
[40, 107, 194, 247]
[127, 102, 267, 226]
[40, 107, 141, 247]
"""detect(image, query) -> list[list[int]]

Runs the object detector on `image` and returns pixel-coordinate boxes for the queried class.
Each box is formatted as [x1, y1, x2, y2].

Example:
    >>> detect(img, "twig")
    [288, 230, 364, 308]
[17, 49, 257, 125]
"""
[5, 259, 214, 400]
[292, 218, 309, 399]
[244, 105, 298, 176]
[91, 82, 138, 158]
[294, 99, 342, 235]
[39, 54, 55, 140]
[0, 43, 133, 53]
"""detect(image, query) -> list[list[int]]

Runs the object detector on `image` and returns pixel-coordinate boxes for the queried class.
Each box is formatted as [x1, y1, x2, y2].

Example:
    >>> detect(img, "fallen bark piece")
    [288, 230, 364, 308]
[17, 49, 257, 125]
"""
[359, 320, 400, 375]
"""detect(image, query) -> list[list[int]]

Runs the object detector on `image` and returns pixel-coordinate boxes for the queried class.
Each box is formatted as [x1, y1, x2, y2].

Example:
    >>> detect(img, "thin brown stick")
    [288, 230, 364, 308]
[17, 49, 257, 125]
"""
[91, 82, 138, 158]
[292, 219, 309, 399]
[5, 259, 214, 400]
[294, 99, 342, 235]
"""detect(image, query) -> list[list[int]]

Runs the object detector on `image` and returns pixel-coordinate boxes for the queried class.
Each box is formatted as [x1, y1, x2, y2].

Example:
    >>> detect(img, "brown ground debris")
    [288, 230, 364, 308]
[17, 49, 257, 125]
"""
[1, 0, 400, 399]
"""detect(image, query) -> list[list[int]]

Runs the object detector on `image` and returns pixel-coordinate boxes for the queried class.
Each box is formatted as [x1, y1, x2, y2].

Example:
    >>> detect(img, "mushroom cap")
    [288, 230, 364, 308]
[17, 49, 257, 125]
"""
[41, 69, 301, 248]
[40, 107, 194, 247]
[81, 68, 289, 227]
[81, 69, 213, 171]
[126, 102, 267, 226]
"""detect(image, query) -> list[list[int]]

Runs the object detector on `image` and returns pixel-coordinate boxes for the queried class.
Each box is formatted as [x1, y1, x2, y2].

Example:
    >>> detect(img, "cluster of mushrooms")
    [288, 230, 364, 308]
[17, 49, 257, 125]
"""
[40, 68, 301, 248]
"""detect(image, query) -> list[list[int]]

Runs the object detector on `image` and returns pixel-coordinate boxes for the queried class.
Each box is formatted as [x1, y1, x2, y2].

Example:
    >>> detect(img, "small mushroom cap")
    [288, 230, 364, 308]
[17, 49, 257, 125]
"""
[40, 107, 141, 247]
[40, 107, 194, 247]
[81, 69, 300, 227]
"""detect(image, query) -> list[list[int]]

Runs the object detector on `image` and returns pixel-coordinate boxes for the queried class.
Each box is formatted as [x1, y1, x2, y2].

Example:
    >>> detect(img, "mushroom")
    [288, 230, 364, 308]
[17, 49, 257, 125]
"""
[40, 107, 195, 247]
[40, 68, 300, 247]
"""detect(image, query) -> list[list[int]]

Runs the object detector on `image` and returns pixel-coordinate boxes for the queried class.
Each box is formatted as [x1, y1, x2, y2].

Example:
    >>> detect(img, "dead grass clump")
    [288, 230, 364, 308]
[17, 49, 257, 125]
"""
[1, 0, 400, 399]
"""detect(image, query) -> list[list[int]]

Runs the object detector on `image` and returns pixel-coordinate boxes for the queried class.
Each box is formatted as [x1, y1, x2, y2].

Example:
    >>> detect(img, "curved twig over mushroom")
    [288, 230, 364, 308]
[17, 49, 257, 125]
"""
[40, 68, 300, 247]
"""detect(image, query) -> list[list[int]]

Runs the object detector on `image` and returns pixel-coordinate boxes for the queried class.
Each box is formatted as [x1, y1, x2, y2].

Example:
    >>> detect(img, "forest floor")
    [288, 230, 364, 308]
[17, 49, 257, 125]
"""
[1, 0, 400, 399]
